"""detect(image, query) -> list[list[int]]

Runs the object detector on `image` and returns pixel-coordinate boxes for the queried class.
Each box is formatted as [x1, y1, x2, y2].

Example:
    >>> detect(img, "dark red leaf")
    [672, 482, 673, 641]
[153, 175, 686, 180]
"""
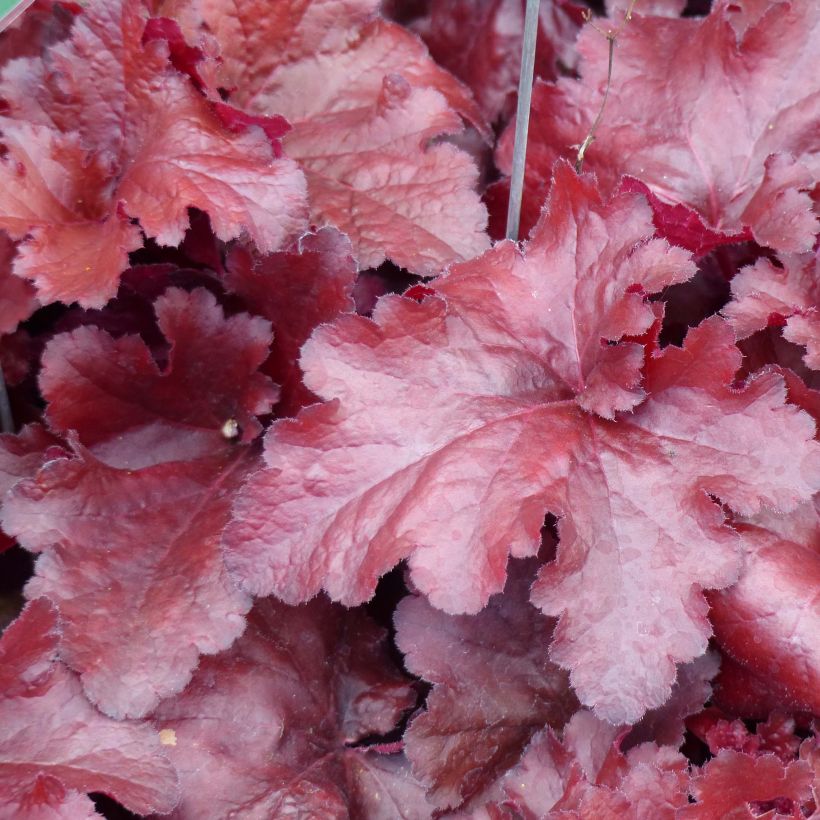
[395, 559, 578, 810]
[707, 514, 820, 715]
[0, 0, 77, 69]
[40, 287, 277, 467]
[223, 229, 357, 416]
[411, 0, 583, 126]
[152, 596, 418, 818]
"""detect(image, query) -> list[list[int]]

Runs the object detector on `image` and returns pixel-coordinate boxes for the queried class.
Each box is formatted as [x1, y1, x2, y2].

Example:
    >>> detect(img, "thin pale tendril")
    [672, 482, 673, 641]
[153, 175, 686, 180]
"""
[575, 31, 616, 173]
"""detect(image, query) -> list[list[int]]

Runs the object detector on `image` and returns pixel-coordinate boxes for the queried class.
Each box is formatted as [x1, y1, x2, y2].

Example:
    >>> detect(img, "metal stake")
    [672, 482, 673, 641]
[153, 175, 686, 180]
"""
[505, 0, 541, 242]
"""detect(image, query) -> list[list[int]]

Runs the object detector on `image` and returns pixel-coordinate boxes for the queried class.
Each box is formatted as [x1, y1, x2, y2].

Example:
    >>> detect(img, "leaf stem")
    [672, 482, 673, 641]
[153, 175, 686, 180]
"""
[505, 0, 541, 242]
[575, 31, 616, 174]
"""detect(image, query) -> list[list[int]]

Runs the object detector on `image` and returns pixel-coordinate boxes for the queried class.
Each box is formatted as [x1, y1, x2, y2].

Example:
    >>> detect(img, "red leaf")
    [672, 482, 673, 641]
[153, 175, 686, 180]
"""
[411, 0, 583, 125]
[497, 1, 820, 253]
[682, 750, 813, 820]
[1, 447, 256, 719]
[224, 164, 820, 722]
[0, 599, 180, 815]
[707, 516, 820, 715]
[223, 228, 357, 416]
[690, 710, 802, 765]
[725, 253, 820, 373]
[152, 597, 418, 818]
[0, 232, 37, 335]
[190, 0, 490, 274]
[711, 653, 802, 720]
[477, 710, 689, 818]
[343, 751, 435, 820]
[620, 177, 754, 258]
[0, 423, 64, 553]
[0, 0, 77, 69]
[0, 122, 144, 307]
[40, 287, 277, 468]
[0, 0, 306, 307]
[395, 560, 578, 810]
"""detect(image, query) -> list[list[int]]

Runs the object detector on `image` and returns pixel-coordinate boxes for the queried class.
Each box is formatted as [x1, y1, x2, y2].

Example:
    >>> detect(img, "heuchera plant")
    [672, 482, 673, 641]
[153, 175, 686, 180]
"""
[0, 0, 817, 817]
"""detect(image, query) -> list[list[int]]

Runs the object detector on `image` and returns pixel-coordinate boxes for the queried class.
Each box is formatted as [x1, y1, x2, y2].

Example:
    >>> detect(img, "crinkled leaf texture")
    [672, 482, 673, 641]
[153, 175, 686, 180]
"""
[681, 750, 814, 819]
[395, 559, 578, 810]
[225, 163, 820, 723]
[0, 0, 306, 307]
[187, 0, 490, 274]
[40, 287, 277, 468]
[496, 0, 820, 253]
[223, 228, 357, 416]
[1, 446, 256, 720]
[0, 599, 180, 816]
[724, 253, 820, 372]
[473, 709, 689, 818]
[152, 596, 422, 819]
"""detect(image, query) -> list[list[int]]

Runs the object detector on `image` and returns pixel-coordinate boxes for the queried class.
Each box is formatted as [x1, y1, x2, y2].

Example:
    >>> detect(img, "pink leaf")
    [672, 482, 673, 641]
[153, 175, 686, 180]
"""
[0, 423, 64, 552]
[477, 710, 689, 818]
[0, 599, 180, 815]
[188, 0, 490, 273]
[724, 253, 820, 372]
[225, 164, 819, 722]
[2, 447, 256, 719]
[496, 1, 820, 253]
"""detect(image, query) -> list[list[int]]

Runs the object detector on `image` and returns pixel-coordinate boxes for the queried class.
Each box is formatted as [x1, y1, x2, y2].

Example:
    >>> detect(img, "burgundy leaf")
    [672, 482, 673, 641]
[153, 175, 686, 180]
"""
[152, 596, 417, 818]
[40, 287, 277, 468]
[707, 517, 820, 715]
[395, 560, 578, 810]
[223, 229, 357, 416]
